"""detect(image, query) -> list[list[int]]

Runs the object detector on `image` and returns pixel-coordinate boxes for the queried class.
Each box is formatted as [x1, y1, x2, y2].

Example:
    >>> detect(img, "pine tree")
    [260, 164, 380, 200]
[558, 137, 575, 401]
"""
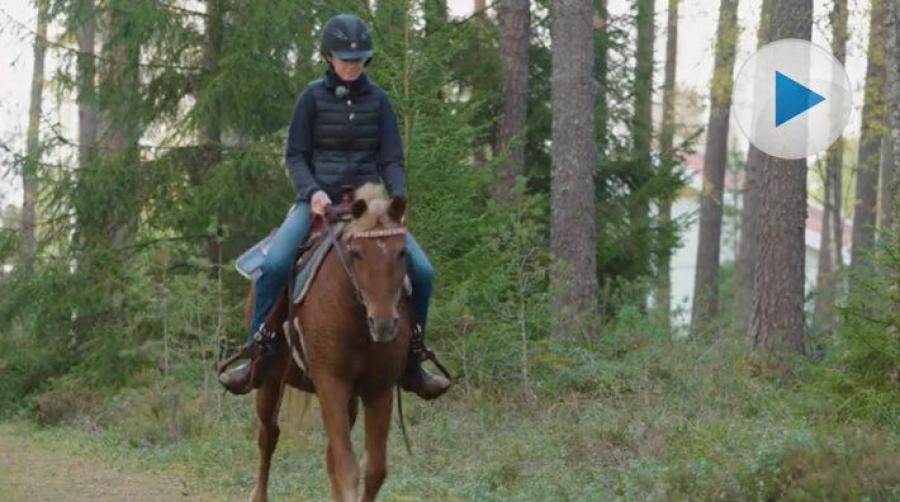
[594, 0, 608, 158]
[887, 0, 900, 231]
[656, 0, 679, 331]
[77, 0, 97, 176]
[691, 0, 739, 333]
[493, 0, 530, 201]
[550, 0, 597, 337]
[850, 0, 887, 288]
[748, 0, 812, 361]
[735, 0, 773, 327]
[630, 0, 654, 309]
[20, 0, 49, 264]
[813, 0, 849, 336]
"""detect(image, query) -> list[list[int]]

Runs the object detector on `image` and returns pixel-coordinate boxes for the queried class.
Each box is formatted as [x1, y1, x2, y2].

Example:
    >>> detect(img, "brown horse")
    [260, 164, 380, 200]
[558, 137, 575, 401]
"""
[248, 187, 412, 502]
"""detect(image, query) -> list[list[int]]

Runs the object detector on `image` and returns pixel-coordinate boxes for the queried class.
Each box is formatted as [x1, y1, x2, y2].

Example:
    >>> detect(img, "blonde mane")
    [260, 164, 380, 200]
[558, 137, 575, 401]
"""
[343, 183, 399, 238]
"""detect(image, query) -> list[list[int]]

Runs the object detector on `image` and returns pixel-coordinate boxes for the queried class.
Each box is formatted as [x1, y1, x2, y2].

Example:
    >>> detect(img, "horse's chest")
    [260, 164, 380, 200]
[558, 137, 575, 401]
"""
[305, 336, 406, 388]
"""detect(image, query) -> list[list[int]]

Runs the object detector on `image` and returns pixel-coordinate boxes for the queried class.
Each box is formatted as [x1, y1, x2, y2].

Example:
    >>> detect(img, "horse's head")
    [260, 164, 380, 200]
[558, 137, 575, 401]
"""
[341, 186, 408, 343]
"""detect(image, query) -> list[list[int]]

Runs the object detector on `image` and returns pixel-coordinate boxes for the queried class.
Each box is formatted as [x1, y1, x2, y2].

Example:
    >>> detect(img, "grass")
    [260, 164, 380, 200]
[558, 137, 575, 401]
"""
[11, 329, 900, 501]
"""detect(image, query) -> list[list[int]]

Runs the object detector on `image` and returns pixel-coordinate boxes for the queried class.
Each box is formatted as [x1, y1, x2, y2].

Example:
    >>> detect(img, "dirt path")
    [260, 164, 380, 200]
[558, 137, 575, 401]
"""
[0, 423, 219, 502]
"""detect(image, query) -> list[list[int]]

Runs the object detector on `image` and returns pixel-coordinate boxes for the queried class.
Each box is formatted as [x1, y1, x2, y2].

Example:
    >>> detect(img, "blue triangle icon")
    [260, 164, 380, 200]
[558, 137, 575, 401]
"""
[775, 71, 825, 127]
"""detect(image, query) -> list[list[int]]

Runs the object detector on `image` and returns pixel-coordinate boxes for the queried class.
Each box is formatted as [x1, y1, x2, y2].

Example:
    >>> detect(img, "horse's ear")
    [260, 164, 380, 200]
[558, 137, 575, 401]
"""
[388, 196, 406, 223]
[351, 198, 368, 219]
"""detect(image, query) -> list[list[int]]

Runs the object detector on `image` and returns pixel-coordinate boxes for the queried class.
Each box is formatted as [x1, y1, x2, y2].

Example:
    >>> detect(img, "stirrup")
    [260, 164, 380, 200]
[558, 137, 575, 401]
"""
[216, 325, 278, 393]
[409, 324, 452, 381]
[217, 325, 275, 370]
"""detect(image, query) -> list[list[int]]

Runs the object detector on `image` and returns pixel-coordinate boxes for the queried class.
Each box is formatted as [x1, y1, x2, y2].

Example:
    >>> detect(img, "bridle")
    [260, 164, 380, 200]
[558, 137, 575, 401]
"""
[331, 223, 408, 309]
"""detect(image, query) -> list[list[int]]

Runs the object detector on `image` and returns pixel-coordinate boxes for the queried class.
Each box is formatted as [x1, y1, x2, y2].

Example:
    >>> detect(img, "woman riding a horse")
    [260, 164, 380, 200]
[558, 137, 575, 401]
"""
[218, 13, 450, 401]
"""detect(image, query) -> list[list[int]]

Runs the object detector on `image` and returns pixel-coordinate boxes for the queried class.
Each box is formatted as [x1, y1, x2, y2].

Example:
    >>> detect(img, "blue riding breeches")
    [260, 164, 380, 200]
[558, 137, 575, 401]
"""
[245, 203, 434, 345]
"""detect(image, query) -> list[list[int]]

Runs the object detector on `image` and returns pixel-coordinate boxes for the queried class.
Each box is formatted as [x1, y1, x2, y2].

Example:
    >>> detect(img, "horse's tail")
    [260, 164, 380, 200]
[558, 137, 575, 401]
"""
[281, 387, 313, 438]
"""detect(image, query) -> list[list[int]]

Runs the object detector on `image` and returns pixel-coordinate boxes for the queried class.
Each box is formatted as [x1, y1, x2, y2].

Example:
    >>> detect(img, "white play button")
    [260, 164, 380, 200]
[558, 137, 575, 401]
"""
[732, 39, 852, 159]
[774, 71, 825, 127]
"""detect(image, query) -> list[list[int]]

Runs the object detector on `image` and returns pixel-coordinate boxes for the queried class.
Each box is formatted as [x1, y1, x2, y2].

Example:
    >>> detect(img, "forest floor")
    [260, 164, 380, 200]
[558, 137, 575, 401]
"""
[0, 422, 221, 501]
[3, 334, 898, 501]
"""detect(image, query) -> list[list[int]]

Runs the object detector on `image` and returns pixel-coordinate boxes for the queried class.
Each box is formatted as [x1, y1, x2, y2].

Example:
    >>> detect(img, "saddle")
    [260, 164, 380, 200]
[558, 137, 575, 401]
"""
[290, 206, 349, 305]
[280, 193, 356, 375]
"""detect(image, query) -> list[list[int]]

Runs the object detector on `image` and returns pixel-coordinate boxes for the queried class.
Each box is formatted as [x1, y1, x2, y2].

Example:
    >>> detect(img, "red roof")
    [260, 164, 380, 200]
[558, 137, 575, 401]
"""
[806, 203, 853, 249]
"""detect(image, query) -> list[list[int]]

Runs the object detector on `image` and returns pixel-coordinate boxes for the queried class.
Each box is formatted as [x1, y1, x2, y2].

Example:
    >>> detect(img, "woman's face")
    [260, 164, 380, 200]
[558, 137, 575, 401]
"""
[329, 55, 365, 82]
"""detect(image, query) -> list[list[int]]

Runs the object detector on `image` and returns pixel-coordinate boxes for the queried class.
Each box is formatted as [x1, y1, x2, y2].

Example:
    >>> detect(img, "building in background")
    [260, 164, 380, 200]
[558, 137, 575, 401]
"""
[668, 152, 853, 327]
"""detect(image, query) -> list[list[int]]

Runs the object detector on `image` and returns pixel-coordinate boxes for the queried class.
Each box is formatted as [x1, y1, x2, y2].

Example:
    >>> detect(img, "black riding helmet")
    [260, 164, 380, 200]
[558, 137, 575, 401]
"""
[320, 14, 373, 62]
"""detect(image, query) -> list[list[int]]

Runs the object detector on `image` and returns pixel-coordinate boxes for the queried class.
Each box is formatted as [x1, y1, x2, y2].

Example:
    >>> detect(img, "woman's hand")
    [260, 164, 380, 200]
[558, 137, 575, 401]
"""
[310, 190, 332, 216]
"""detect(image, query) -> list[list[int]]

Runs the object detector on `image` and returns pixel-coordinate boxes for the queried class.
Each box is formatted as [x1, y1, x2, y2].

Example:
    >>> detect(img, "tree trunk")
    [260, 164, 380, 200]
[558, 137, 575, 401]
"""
[493, 0, 530, 201]
[71, 0, 98, 262]
[100, 4, 142, 252]
[78, 0, 97, 170]
[203, 0, 224, 273]
[850, 0, 886, 287]
[20, 0, 50, 264]
[656, 0, 679, 332]
[632, 0, 654, 161]
[813, 0, 848, 336]
[747, 0, 812, 361]
[734, 0, 773, 327]
[828, 0, 848, 265]
[595, 0, 608, 158]
[880, 134, 895, 231]
[887, 0, 900, 233]
[878, 1, 896, 237]
[469, 0, 490, 166]
[550, 0, 597, 338]
[690, 0, 739, 333]
[631, 0, 654, 310]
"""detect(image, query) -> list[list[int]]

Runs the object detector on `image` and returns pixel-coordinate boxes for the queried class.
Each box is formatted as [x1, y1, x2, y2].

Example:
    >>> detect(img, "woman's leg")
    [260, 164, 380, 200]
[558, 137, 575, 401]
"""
[246, 203, 311, 345]
[400, 233, 449, 400]
[219, 203, 311, 395]
[404, 233, 434, 335]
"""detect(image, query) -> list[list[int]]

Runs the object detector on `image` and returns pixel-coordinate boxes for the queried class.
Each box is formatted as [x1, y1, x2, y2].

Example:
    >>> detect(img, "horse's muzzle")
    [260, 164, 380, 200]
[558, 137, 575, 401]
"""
[367, 316, 399, 342]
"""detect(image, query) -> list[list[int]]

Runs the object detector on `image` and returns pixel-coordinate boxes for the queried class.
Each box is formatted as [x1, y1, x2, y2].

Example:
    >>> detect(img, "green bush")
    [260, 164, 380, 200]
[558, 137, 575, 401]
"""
[813, 230, 900, 426]
[0, 323, 70, 417]
[32, 376, 102, 427]
[740, 427, 900, 500]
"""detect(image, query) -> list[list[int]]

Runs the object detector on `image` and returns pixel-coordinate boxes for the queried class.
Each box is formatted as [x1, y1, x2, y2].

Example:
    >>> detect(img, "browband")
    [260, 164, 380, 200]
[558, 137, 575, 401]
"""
[348, 227, 407, 239]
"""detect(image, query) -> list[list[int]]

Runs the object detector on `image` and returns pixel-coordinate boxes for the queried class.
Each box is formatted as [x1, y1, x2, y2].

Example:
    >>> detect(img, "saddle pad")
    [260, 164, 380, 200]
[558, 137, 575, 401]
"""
[291, 223, 344, 305]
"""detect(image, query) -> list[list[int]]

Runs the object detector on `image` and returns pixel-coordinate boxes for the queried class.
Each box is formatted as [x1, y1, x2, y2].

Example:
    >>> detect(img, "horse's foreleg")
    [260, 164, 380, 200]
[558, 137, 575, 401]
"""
[317, 378, 358, 502]
[325, 396, 357, 501]
[360, 390, 393, 502]
[252, 378, 285, 502]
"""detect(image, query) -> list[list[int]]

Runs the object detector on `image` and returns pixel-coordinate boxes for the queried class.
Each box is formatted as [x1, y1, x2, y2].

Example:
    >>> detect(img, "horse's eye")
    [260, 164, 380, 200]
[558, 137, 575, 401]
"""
[349, 248, 362, 261]
[397, 248, 407, 260]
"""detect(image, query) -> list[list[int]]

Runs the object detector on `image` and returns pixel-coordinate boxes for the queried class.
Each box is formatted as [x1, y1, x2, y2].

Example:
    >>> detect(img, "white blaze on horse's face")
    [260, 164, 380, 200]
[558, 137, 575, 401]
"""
[346, 193, 409, 343]
[348, 234, 407, 343]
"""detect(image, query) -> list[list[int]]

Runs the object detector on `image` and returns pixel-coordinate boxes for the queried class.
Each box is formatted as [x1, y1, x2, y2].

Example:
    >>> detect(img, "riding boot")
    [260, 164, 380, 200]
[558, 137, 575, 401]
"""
[400, 324, 450, 400]
[217, 325, 278, 395]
